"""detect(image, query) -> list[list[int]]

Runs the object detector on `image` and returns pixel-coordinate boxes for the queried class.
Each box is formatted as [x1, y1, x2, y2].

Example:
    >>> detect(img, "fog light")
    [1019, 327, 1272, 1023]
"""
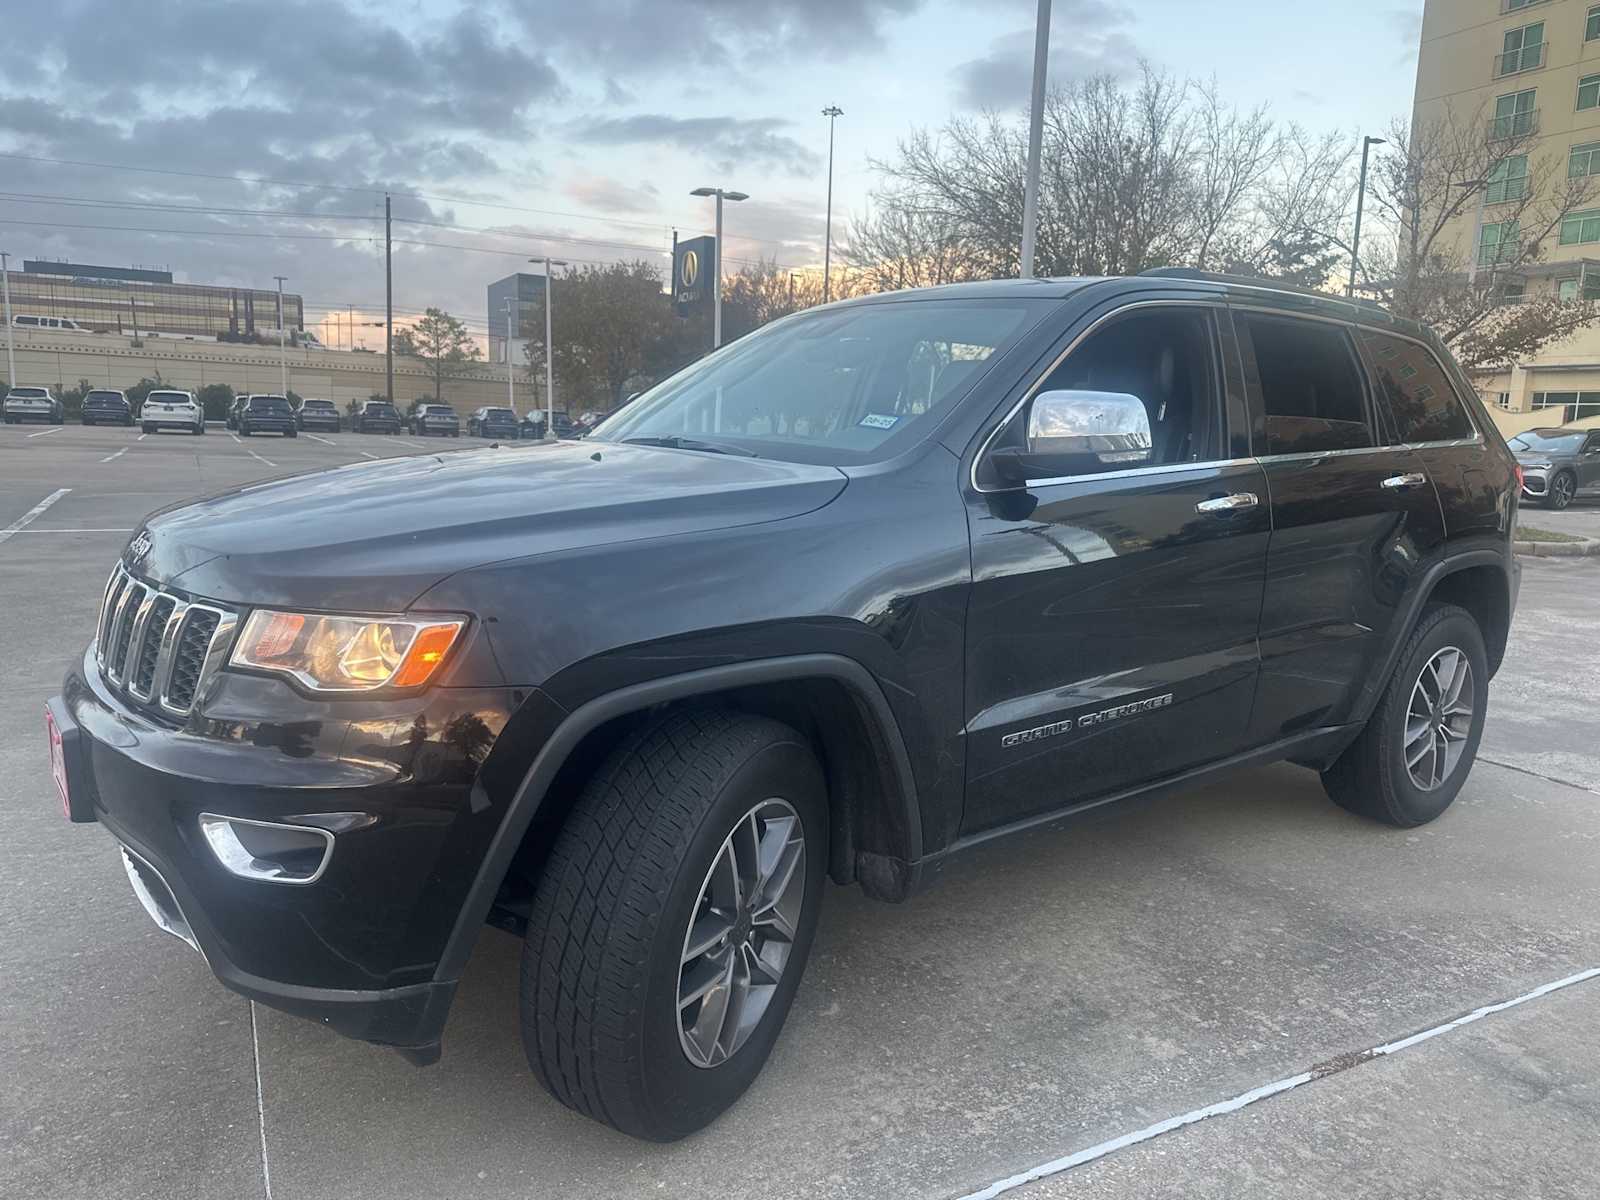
[199, 814, 335, 885]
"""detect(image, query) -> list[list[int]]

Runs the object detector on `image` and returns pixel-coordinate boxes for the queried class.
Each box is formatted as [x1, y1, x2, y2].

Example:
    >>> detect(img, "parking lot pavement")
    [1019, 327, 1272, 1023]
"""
[1515, 494, 1600, 539]
[2, 426, 1597, 1200]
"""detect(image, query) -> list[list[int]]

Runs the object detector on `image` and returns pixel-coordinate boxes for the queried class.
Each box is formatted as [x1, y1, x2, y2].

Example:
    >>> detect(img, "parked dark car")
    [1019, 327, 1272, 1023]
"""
[295, 398, 342, 432]
[467, 406, 520, 438]
[226, 395, 250, 430]
[3, 385, 64, 424]
[1507, 426, 1600, 510]
[50, 271, 1519, 1143]
[81, 389, 134, 426]
[414, 403, 460, 437]
[351, 399, 401, 434]
[519, 409, 575, 439]
[238, 393, 297, 437]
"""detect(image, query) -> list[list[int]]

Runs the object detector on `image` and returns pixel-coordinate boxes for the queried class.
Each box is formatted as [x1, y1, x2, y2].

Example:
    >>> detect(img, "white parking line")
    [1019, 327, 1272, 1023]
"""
[246, 450, 277, 468]
[26, 426, 63, 438]
[0, 488, 71, 545]
[305, 433, 337, 446]
[5, 528, 131, 534]
[100, 447, 128, 463]
[359, 450, 380, 459]
[957, 966, 1600, 1200]
[230, 433, 242, 444]
[137, 433, 148, 442]
[249, 1001, 275, 1200]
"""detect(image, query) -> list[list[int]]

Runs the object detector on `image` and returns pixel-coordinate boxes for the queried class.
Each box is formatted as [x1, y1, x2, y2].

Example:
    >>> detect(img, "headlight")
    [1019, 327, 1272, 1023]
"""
[230, 610, 465, 692]
[1522, 462, 1551, 471]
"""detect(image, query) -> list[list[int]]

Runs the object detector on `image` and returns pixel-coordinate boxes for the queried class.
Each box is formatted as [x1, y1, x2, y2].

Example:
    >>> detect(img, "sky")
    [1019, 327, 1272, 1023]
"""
[0, 0, 1425, 348]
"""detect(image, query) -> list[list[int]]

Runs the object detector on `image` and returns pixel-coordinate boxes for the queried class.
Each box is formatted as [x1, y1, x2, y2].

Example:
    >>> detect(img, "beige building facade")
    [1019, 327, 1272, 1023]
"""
[1416, 0, 1600, 435]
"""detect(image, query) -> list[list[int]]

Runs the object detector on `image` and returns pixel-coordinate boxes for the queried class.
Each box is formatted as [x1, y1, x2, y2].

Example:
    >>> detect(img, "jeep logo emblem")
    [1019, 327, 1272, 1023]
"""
[128, 531, 153, 561]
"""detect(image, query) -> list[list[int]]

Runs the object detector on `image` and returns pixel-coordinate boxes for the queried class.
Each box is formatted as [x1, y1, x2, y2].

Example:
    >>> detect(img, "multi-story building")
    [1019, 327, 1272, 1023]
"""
[1415, 0, 1600, 425]
[486, 272, 547, 366]
[5, 260, 304, 342]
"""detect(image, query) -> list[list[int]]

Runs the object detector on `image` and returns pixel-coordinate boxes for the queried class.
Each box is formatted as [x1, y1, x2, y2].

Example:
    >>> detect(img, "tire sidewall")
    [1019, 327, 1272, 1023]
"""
[1379, 609, 1488, 824]
[635, 736, 827, 1139]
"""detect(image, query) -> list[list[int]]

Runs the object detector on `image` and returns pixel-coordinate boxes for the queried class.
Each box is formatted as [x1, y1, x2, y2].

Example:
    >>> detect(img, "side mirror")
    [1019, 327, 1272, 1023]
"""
[989, 390, 1152, 484]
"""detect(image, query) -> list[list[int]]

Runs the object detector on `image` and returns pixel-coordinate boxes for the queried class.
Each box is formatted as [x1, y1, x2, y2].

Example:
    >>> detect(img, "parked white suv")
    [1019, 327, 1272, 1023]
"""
[3, 386, 64, 424]
[139, 390, 206, 435]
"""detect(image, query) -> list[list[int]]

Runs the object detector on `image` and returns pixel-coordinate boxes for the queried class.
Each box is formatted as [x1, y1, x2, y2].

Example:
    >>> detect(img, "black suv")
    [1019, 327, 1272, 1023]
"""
[413, 402, 461, 437]
[81, 389, 134, 426]
[47, 273, 1518, 1142]
[295, 398, 342, 432]
[468, 405, 520, 438]
[351, 399, 401, 434]
[237, 394, 296, 437]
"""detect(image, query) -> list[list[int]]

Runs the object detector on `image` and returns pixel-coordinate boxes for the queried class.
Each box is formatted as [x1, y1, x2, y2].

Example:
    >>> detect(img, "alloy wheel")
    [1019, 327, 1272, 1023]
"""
[1404, 646, 1474, 791]
[677, 798, 806, 1069]
[1553, 474, 1575, 509]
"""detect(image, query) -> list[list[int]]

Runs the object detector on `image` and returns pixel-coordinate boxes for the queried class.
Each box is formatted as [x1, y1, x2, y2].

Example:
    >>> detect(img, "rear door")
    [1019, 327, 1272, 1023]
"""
[961, 300, 1270, 835]
[1236, 307, 1446, 744]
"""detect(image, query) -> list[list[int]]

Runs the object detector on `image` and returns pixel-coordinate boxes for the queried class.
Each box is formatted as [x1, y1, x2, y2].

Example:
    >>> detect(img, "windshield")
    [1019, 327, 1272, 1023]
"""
[591, 300, 1043, 464]
[303, 400, 334, 410]
[486, 408, 513, 418]
[85, 391, 124, 404]
[1509, 431, 1584, 453]
[9, 387, 48, 398]
[147, 392, 190, 403]
[365, 403, 396, 415]
[251, 396, 290, 412]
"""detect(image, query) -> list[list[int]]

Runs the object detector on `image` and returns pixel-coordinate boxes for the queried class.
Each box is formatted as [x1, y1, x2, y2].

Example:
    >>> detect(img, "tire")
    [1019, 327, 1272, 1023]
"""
[197, 422, 206, 435]
[1322, 602, 1488, 827]
[522, 710, 827, 1141]
[1543, 471, 1576, 510]
[286, 429, 297, 438]
[142, 423, 155, 434]
[241, 425, 252, 436]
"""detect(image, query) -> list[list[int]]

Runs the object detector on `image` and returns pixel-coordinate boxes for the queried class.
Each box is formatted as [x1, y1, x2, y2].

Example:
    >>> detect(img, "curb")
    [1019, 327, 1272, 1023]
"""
[1513, 536, 1600, 557]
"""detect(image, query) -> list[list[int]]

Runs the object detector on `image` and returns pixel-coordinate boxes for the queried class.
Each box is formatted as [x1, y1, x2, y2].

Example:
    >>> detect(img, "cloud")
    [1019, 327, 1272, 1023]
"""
[570, 115, 822, 175]
[564, 174, 662, 214]
[952, 2, 1141, 109]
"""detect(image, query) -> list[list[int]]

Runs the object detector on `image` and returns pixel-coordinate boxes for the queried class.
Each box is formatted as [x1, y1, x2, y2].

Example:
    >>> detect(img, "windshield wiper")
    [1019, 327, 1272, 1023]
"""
[619, 435, 758, 457]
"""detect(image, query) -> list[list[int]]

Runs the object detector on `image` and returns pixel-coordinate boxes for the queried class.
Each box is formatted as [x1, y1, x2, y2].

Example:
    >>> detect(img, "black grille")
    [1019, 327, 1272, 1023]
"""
[132, 595, 176, 695]
[166, 609, 220, 711]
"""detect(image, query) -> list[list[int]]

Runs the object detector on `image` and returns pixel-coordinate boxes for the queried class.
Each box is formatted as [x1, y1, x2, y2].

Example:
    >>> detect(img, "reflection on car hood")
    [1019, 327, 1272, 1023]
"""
[129, 440, 848, 610]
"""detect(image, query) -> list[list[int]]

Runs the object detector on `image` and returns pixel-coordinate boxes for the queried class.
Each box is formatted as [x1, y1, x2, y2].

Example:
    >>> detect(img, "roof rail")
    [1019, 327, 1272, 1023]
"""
[1136, 267, 1391, 316]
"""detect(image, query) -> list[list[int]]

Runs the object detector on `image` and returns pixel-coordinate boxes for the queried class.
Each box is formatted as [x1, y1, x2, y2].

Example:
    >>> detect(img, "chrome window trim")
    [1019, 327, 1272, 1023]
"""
[970, 299, 1225, 495]
[1254, 444, 1413, 465]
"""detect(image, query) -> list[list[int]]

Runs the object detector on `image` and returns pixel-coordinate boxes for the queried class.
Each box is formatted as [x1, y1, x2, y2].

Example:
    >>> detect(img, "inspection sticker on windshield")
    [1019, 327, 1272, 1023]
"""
[859, 413, 900, 430]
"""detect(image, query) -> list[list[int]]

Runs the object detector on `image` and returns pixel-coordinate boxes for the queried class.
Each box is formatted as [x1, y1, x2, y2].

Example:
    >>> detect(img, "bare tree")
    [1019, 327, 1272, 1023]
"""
[1361, 107, 1600, 371]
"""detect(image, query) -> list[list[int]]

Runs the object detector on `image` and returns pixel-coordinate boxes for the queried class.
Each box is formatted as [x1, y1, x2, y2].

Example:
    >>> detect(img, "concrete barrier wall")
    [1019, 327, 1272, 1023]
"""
[2, 327, 526, 410]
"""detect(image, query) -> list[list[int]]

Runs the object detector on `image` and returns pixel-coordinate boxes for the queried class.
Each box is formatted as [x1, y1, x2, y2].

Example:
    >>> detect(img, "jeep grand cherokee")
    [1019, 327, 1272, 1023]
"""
[47, 271, 1519, 1142]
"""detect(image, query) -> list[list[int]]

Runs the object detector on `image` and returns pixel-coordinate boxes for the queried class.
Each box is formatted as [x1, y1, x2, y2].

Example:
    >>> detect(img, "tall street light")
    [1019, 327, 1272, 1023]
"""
[1019, 0, 1052, 278]
[504, 297, 517, 415]
[530, 257, 568, 438]
[1347, 136, 1387, 298]
[0, 251, 15, 389]
[690, 186, 748, 348]
[822, 105, 843, 303]
[274, 275, 289, 397]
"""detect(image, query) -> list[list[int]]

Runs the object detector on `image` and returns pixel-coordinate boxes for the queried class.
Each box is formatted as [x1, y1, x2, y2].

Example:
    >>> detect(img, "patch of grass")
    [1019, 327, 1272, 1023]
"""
[1516, 524, 1585, 543]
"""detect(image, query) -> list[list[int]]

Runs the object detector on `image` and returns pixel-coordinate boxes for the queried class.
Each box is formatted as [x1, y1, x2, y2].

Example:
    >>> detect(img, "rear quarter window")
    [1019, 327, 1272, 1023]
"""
[1357, 330, 1477, 444]
[1239, 313, 1373, 455]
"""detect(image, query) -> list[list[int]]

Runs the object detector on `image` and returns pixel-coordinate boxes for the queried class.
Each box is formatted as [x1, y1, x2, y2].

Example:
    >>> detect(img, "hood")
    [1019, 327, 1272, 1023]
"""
[129, 441, 847, 611]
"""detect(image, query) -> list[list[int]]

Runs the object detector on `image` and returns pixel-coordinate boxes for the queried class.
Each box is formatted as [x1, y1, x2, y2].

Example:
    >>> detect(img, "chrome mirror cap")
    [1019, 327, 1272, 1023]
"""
[1027, 390, 1152, 465]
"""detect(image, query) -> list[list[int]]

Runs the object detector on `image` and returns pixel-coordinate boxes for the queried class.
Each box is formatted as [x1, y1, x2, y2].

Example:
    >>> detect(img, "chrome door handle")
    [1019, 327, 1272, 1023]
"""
[1195, 492, 1259, 514]
[1381, 473, 1427, 490]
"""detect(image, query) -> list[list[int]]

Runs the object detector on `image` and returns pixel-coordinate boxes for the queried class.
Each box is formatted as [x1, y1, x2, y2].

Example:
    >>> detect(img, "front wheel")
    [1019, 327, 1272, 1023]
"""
[522, 710, 827, 1141]
[1322, 603, 1488, 827]
[1543, 471, 1576, 510]
[285, 429, 297, 438]
[142, 423, 155, 434]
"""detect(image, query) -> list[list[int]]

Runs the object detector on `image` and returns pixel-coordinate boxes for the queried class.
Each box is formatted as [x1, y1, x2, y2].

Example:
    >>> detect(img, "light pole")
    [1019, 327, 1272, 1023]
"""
[1019, 0, 1052, 278]
[1347, 136, 1387, 298]
[274, 275, 289, 397]
[0, 251, 15, 389]
[530, 257, 568, 438]
[504, 297, 516, 414]
[821, 105, 843, 303]
[690, 186, 748, 348]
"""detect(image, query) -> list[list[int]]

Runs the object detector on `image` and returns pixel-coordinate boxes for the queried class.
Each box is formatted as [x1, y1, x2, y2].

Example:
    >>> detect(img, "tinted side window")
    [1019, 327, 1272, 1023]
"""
[1357, 330, 1476, 444]
[1240, 314, 1371, 455]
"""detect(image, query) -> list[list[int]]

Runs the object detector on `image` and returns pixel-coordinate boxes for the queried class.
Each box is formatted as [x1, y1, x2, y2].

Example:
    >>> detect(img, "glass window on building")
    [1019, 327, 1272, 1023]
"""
[1493, 89, 1538, 137]
[1494, 392, 1512, 410]
[1494, 278, 1526, 305]
[1533, 391, 1600, 420]
[1560, 209, 1600, 245]
[1479, 220, 1519, 265]
[1589, 4, 1600, 41]
[1580, 74, 1600, 112]
[1558, 273, 1600, 301]
[1571, 141, 1600, 178]
[1486, 154, 1530, 203]
[1499, 22, 1545, 76]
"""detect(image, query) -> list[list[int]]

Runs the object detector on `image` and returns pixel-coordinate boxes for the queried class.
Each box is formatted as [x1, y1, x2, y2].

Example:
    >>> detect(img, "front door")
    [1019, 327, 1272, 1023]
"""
[1235, 307, 1447, 745]
[961, 303, 1270, 836]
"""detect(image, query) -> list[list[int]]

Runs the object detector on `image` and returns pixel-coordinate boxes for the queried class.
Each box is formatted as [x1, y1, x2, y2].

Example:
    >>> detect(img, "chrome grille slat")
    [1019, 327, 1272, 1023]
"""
[94, 563, 238, 718]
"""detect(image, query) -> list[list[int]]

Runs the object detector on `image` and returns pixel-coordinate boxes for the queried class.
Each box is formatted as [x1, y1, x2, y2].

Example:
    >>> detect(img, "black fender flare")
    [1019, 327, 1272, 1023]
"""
[433, 653, 922, 981]
[1349, 547, 1513, 727]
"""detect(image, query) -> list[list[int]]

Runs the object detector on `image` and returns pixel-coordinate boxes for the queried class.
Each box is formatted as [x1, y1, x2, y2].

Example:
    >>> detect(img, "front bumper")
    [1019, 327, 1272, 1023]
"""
[1520, 471, 1549, 497]
[54, 646, 521, 1054]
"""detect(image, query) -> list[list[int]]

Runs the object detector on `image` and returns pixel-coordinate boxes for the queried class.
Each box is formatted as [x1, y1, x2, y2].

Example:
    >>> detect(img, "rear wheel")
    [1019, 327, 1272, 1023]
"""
[522, 710, 826, 1141]
[1322, 603, 1487, 827]
[285, 428, 296, 438]
[142, 423, 155, 434]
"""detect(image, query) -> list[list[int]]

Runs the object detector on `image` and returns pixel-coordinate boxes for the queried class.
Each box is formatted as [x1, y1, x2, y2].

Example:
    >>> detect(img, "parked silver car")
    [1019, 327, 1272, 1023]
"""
[1509, 427, 1600, 509]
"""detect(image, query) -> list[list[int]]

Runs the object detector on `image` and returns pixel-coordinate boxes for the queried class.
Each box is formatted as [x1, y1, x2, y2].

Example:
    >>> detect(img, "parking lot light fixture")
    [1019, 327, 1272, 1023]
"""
[529, 257, 568, 439]
[274, 275, 289, 398]
[0, 251, 15, 390]
[690, 187, 748, 348]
